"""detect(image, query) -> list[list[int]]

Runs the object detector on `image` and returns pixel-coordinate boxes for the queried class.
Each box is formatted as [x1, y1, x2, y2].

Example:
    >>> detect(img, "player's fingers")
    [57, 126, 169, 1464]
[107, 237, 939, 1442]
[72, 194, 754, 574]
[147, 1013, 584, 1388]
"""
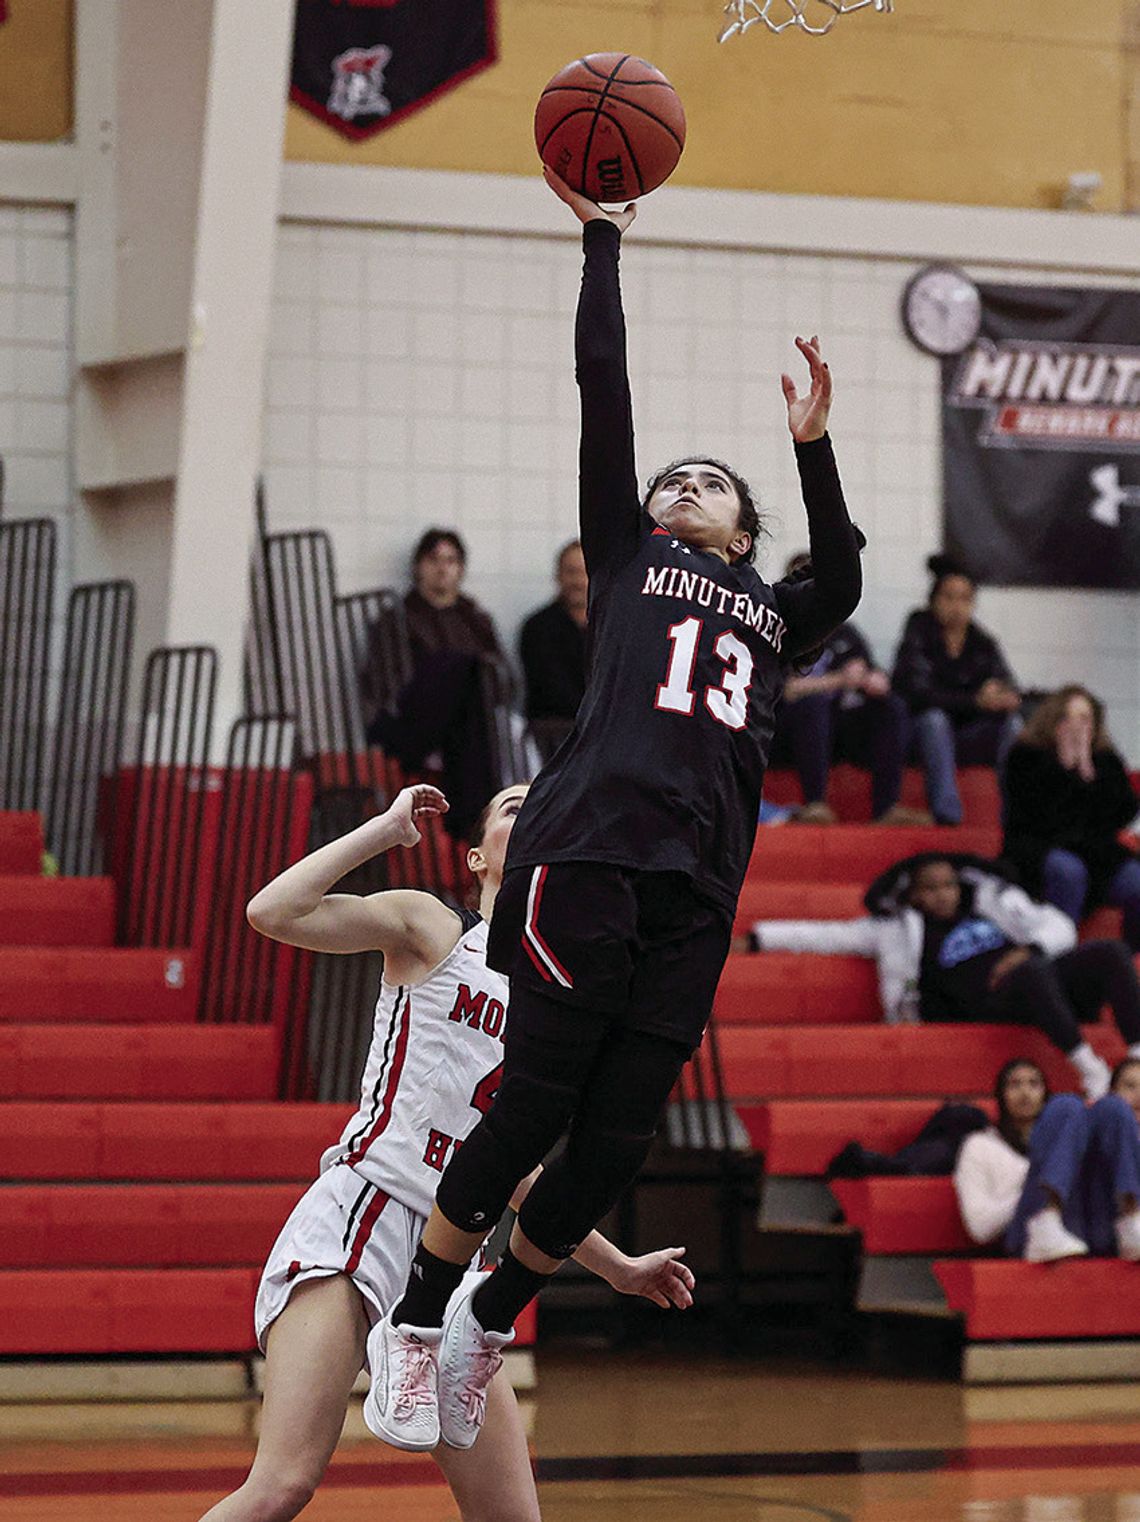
[780, 373, 797, 403]
[674, 1263, 696, 1289]
[648, 1290, 669, 1308]
[661, 1247, 686, 1261]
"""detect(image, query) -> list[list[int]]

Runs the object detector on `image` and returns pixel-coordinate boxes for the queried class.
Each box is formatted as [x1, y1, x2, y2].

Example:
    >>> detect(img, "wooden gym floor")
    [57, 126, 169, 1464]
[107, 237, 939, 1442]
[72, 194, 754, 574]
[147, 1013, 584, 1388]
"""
[4, 1350, 1140, 1520]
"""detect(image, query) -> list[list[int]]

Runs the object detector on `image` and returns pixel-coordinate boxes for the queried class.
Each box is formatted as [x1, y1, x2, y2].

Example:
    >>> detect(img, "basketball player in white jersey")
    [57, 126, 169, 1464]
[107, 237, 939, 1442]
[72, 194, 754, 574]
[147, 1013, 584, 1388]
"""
[197, 781, 694, 1522]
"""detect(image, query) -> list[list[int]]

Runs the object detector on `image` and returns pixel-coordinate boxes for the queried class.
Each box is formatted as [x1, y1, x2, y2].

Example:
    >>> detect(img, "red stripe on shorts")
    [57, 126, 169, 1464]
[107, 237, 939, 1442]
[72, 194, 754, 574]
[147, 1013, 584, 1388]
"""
[529, 865, 575, 987]
[345, 1189, 390, 1275]
[344, 993, 412, 1165]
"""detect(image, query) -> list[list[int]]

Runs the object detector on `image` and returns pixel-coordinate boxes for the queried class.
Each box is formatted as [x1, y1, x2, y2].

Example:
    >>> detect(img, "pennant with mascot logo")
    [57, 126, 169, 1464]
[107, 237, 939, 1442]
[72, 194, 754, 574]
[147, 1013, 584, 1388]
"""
[290, 0, 497, 141]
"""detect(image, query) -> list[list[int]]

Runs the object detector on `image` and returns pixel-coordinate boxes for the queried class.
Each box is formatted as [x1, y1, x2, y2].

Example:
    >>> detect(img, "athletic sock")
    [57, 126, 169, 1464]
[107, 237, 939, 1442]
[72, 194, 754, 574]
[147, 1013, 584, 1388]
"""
[391, 1244, 466, 1329]
[471, 1246, 553, 1335]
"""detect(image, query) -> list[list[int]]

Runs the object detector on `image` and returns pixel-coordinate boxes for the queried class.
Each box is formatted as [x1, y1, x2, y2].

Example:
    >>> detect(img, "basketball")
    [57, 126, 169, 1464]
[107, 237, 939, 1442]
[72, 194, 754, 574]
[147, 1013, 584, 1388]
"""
[534, 53, 686, 203]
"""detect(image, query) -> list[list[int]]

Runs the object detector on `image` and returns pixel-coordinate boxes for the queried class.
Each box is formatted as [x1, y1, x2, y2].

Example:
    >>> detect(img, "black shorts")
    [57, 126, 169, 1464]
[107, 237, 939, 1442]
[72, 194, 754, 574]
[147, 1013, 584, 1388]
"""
[487, 862, 732, 1050]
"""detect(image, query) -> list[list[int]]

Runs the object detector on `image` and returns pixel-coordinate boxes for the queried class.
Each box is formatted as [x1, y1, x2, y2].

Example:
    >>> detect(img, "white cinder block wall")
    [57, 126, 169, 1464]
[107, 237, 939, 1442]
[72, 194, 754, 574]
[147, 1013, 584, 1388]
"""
[0, 203, 74, 584]
[263, 209, 1140, 758]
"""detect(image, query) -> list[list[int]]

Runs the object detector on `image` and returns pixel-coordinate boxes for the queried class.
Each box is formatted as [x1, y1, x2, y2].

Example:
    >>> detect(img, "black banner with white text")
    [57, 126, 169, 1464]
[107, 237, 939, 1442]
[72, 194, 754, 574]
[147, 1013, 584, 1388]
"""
[942, 283, 1140, 588]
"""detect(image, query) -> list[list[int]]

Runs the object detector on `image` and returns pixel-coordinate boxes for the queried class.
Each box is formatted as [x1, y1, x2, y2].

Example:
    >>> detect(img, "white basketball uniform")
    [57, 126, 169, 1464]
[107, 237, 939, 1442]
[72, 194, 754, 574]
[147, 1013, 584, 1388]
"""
[255, 911, 509, 1351]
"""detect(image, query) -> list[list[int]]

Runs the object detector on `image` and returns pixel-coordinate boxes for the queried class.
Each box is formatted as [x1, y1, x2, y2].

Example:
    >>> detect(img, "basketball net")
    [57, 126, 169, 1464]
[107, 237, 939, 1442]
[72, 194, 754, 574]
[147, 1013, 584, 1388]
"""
[719, 0, 893, 40]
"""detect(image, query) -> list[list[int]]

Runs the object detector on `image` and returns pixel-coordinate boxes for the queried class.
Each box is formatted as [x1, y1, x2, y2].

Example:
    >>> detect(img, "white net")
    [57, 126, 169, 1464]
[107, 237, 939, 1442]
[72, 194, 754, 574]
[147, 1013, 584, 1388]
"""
[719, 0, 893, 40]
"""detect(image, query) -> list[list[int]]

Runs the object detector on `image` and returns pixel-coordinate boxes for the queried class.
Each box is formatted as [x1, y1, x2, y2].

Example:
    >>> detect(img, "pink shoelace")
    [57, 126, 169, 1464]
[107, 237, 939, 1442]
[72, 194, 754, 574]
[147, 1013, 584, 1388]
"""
[392, 1340, 437, 1422]
[460, 1345, 503, 1425]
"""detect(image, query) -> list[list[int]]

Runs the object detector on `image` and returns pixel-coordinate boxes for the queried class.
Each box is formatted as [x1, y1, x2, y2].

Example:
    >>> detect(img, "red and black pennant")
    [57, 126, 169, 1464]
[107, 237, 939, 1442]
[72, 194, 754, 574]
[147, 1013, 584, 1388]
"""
[290, 0, 497, 141]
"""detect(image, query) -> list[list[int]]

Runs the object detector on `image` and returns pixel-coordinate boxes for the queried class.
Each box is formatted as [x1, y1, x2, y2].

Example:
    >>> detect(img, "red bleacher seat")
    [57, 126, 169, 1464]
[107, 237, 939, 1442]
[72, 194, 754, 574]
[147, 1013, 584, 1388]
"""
[748, 825, 1002, 883]
[715, 953, 879, 1025]
[0, 876, 116, 947]
[734, 881, 865, 933]
[740, 1097, 998, 1175]
[0, 1025, 279, 1100]
[831, 1177, 973, 1255]
[0, 1267, 261, 1354]
[764, 765, 1002, 828]
[0, 813, 44, 875]
[0, 948, 198, 1021]
[0, 1183, 306, 1268]
[718, 1023, 1115, 1101]
[0, 1102, 355, 1181]
[934, 1258, 1140, 1340]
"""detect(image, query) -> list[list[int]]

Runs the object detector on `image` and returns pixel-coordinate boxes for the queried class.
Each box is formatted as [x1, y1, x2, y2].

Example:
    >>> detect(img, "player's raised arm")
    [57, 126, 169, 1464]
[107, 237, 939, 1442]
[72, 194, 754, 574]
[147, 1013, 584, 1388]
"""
[544, 166, 642, 577]
[773, 334, 863, 657]
[246, 784, 458, 962]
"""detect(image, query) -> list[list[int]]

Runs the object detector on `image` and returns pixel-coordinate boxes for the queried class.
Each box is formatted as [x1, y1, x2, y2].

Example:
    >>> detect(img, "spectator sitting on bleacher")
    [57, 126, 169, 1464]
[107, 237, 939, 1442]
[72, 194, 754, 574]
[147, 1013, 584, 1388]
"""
[519, 539, 588, 762]
[770, 551, 928, 827]
[892, 555, 1020, 826]
[1004, 684, 1140, 949]
[750, 853, 1140, 1100]
[954, 1057, 1140, 1263]
[366, 528, 504, 839]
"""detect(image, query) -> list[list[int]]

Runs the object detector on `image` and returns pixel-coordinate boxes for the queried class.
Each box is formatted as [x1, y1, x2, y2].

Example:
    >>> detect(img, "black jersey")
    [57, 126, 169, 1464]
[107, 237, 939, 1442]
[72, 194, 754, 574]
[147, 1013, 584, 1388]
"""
[506, 220, 862, 913]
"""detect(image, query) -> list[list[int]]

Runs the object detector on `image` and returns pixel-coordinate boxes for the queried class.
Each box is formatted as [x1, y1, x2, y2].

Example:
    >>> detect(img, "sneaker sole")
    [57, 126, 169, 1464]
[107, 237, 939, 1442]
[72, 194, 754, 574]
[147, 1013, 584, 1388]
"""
[362, 1390, 440, 1452]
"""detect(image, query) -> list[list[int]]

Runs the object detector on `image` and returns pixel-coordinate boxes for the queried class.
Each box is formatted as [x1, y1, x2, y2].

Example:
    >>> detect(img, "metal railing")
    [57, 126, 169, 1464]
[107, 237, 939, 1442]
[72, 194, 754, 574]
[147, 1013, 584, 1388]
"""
[119, 645, 217, 948]
[0, 516, 56, 813]
[44, 580, 134, 876]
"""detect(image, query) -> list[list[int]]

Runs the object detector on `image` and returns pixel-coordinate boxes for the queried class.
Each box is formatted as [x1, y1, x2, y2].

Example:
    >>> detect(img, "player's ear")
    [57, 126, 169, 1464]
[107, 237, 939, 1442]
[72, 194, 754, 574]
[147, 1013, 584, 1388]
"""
[467, 845, 485, 879]
[728, 529, 752, 562]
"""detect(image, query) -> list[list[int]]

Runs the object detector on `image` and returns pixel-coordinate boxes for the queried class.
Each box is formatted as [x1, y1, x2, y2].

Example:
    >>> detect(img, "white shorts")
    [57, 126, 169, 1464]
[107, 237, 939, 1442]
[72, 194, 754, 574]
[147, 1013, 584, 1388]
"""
[254, 1164, 481, 1369]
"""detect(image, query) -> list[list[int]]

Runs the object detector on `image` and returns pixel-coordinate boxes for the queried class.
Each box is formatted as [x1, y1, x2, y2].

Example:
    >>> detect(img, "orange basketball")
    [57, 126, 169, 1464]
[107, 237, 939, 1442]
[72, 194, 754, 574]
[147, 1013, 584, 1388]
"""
[534, 53, 686, 203]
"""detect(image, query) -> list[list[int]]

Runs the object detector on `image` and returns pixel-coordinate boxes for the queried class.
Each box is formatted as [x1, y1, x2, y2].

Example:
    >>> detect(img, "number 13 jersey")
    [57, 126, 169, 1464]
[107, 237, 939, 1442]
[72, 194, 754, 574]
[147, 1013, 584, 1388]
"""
[504, 219, 861, 915]
[322, 913, 508, 1218]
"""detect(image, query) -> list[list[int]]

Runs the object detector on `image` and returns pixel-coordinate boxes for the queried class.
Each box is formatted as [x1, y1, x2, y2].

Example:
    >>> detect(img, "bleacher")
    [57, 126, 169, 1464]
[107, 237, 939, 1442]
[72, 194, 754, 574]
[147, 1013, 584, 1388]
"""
[717, 763, 1140, 1378]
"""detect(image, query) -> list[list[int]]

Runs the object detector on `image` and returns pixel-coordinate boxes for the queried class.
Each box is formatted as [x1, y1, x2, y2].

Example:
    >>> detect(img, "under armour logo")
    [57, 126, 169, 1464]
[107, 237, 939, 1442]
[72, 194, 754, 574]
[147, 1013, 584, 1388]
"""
[671, 540, 692, 555]
[1089, 463, 1140, 528]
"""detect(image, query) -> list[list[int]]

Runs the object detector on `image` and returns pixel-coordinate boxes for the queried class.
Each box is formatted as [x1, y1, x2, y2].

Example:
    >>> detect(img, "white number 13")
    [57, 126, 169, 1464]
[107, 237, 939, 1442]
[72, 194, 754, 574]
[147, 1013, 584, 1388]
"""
[656, 617, 753, 731]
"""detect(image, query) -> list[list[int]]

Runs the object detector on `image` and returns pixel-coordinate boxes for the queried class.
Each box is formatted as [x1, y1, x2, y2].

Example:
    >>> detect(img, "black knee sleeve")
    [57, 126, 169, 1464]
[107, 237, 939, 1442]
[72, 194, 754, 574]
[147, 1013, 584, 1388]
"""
[515, 1121, 659, 1260]
[434, 1069, 580, 1234]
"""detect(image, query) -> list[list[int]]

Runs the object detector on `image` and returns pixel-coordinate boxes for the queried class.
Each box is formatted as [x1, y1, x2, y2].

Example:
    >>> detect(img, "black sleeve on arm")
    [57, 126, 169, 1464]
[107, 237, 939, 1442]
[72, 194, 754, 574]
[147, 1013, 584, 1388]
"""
[773, 436, 862, 659]
[576, 220, 643, 578]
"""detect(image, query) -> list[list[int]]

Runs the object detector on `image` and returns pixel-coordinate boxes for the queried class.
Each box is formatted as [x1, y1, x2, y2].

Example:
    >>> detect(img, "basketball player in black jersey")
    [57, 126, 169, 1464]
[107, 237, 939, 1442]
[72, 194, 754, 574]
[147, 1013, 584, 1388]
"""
[373, 167, 862, 1450]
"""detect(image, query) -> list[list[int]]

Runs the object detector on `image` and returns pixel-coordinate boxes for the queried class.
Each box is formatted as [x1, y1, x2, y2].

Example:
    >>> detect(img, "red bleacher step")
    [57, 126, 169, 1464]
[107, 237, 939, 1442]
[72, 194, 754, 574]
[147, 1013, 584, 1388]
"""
[934, 1258, 1140, 1340]
[764, 765, 1002, 828]
[0, 1183, 307, 1268]
[0, 813, 44, 875]
[0, 948, 197, 1021]
[831, 1177, 973, 1255]
[0, 1102, 356, 1181]
[0, 1025, 280, 1101]
[0, 876, 116, 948]
[718, 1023, 1118, 1100]
[741, 1097, 998, 1176]
[747, 825, 1001, 883]
[0, 1267, 260, 1355]
[734, 881, 865, 935]
[716, 954, 879, 1025]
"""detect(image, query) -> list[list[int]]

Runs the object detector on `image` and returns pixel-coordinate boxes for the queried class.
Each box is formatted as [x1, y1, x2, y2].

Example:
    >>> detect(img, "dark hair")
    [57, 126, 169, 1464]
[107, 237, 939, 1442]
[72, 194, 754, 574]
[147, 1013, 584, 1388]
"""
[642, 457, 764, 565]
[906, 854, 956, 897]
[926, 553, 975, 602]
[1111, 1057, 1140, 1091]
[412, 528, 467, 569]
[995, 1058, 1049, 1156]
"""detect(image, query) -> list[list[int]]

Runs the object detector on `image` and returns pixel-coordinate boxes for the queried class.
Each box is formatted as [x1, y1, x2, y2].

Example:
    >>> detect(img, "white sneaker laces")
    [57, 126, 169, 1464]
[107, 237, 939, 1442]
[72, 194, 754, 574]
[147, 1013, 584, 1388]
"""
[393, 1340, 437, 1421]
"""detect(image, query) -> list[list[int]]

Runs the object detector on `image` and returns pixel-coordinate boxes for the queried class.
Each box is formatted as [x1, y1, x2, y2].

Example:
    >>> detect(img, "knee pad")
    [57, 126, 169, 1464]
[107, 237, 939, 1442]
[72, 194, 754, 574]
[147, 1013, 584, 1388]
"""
[434, 1072, 579, 1235]
[516, 1121, 658, 1260]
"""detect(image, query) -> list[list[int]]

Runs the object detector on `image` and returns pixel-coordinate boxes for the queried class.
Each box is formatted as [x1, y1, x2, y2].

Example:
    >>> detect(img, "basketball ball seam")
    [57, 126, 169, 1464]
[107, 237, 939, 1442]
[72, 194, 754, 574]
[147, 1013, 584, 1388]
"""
[579, 55, 630, 199]
[536, 87, 685, 155]
[578, 55, 658, 86]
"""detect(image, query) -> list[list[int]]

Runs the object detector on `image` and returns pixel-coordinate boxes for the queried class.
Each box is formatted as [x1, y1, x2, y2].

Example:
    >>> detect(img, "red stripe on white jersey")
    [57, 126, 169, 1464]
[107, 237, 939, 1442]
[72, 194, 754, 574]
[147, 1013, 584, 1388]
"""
[344, 1188, 390, 1274]
[344, 992, 412, 1165]
[524, 866, 574, 989]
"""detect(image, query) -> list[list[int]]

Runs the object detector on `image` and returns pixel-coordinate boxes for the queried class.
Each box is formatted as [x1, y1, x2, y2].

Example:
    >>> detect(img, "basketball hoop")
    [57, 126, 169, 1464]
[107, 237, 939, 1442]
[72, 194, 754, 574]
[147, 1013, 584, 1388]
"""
[719, 0, 893, 41]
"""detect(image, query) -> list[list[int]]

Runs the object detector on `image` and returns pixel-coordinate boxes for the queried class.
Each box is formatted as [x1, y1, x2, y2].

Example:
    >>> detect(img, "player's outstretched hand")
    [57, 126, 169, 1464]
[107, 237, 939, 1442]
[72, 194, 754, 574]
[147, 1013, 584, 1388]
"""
[543, 164, 637, 234]
[609, 1246, 695, 1309]
[385, 784, 449, 848]
[781, 334, 832, 443]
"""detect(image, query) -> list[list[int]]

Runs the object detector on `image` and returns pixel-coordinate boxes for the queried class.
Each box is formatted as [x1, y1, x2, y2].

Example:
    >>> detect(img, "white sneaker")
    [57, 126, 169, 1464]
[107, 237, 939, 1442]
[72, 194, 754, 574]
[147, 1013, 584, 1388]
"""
[1023, 1208, 1089, 1264]
[438, 1279, 514, 1450]
[362, 1316, 441, 1451]
[1116, 1211, 1140, 1262]
[1073, 1051, 1111, 1102]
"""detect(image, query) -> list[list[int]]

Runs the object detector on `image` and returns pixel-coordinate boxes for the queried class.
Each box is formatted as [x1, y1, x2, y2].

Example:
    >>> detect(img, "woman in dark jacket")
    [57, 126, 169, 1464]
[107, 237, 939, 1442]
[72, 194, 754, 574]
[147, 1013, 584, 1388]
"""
[1003, 684, 1140, 946]
[892, 555, 1020, 825]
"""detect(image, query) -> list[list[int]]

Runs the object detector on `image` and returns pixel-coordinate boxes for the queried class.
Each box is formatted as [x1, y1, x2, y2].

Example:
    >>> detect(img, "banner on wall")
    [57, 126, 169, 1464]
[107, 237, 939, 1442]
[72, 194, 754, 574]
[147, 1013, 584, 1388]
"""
[942, 283, 1140, 589]
[290, 0, 497, 141]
